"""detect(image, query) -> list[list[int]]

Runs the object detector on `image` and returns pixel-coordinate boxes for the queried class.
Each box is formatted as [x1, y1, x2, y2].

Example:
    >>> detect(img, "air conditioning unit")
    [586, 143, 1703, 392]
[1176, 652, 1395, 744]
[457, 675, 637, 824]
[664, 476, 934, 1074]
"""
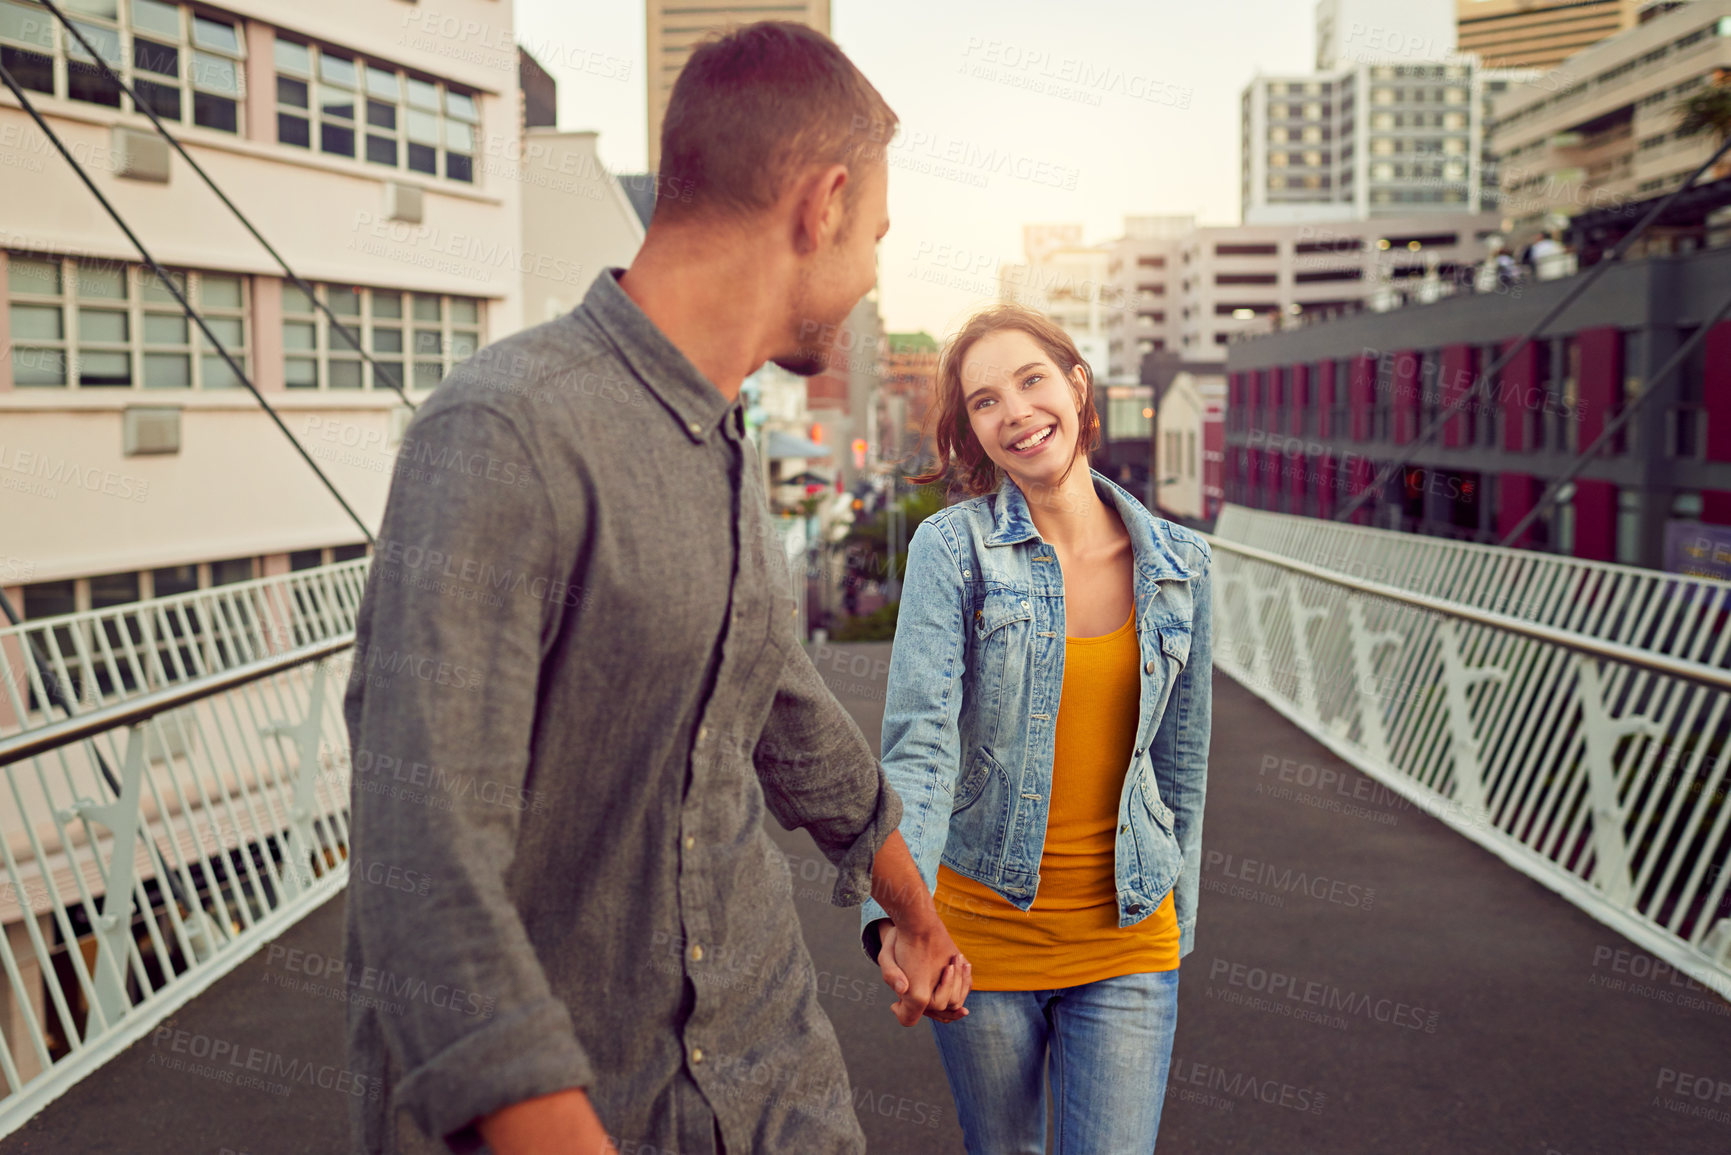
[112, 126, 170, 183]
[384, 181, 424, 224]
[123, 407, 181, 455]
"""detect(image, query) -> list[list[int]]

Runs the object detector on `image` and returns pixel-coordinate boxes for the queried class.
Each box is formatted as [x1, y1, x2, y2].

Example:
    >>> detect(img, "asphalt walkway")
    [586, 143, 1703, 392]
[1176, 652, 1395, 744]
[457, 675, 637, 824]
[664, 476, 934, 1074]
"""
[4, 643, 1727, 1154]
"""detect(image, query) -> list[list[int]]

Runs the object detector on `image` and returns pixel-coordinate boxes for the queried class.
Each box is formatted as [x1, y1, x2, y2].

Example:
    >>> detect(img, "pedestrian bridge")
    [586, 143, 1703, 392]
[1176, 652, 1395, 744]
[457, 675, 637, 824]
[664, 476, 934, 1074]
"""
[0, 509, 1727, 1154]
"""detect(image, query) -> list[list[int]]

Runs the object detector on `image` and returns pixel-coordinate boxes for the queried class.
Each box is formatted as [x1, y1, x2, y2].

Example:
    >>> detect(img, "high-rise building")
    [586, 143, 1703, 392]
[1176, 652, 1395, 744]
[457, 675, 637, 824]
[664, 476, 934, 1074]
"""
[1456, 0, 1646, 72]
[645, 0, 830, 171]
[1490, 0, 1731, 242]
[1242, 59, 1531, 223]
[1062, 214, 1500, 379]
[1317, 0, 1458, 69]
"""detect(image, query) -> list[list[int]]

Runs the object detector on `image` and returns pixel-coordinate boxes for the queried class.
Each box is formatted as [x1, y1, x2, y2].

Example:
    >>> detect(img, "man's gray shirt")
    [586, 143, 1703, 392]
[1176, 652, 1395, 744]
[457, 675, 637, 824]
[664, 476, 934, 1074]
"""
[341, 268, 903, 1154]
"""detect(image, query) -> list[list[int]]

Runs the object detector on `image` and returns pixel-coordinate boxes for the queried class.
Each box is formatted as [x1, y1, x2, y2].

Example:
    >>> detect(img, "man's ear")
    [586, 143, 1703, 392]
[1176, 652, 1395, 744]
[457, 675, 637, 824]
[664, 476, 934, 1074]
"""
[795, 163, 851, 255]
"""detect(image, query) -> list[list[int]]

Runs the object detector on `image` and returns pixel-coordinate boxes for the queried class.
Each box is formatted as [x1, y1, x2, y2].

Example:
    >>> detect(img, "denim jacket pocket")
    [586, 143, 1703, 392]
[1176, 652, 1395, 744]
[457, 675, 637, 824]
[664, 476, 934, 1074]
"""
[953, 745, 998, 813]
[1130, 769, 1181, 905]
[1138, 766, 1177, 832]
[973, 587, 1033, 639]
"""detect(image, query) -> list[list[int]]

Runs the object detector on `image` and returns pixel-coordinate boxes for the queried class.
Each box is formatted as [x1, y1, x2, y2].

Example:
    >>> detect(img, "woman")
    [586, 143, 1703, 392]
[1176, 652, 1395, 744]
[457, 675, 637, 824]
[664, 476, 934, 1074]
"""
[859, 303, 1213, 1152]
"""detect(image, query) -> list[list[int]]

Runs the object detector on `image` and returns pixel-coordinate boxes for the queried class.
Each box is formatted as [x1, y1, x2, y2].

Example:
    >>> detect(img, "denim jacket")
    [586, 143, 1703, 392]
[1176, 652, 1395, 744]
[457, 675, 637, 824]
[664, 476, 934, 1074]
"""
[860, 467, 1213, 963]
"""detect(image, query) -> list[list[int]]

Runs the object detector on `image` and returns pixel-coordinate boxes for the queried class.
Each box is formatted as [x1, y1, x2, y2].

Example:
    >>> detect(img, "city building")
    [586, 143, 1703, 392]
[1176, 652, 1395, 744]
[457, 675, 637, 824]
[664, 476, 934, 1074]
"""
[1490, 0, 1731, 244]
[1144, 352, 1227, 524]
[1100, 212, 1506, 377]
[879, 330, 939, 470]
[1242, 58, 1532, 223]
[1, 0, 523, 624]
[644, 0, 829, 171]
[1105, 215, 1190, 378]
[998, 224, 1112, 374]
[1317, 0, 1459, 69]
[801, 291, 884, 499]
[1457, 0, 1646, 72]
[1221, 238, 1731, 567]
[518, 130, 645, 324]
[518, 45, 557, 130]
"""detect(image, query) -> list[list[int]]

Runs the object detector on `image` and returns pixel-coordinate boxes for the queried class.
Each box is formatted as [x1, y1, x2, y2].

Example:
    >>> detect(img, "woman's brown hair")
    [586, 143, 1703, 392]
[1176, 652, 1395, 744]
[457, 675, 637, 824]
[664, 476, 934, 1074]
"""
[909, 304, 1102, 498]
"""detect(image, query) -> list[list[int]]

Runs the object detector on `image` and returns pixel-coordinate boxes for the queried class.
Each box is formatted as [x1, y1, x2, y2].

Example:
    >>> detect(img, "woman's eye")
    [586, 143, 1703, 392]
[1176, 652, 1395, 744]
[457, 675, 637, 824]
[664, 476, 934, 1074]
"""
[1022, 374, 1043, 388]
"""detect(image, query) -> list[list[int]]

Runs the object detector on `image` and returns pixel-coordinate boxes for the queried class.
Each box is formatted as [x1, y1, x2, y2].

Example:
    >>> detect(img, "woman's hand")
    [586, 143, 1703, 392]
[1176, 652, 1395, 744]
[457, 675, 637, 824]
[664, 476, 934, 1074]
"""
[875, 919, 972, 1026]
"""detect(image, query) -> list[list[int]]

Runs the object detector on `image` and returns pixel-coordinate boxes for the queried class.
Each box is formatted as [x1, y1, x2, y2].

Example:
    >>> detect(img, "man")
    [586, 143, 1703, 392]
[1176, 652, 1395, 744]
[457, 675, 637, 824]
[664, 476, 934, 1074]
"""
[341, 22, 967, 1155]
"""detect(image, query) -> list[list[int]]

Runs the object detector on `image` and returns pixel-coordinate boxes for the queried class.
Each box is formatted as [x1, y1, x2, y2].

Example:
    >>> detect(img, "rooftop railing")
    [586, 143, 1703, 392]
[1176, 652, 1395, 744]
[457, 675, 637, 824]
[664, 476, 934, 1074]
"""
[1210, 505, 1731, 1000]
[0, 561, 365, 1136]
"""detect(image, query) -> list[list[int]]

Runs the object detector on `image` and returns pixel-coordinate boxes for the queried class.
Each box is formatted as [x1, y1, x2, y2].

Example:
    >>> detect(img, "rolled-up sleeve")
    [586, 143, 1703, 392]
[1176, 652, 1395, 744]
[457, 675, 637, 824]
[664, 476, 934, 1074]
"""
[342, 402, 593, 1145]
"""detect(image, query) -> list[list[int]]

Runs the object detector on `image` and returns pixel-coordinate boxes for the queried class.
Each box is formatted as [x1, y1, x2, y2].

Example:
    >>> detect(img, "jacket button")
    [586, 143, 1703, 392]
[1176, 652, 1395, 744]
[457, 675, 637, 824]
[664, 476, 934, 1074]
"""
[1127, 904, 1144, 915]
[1119, 823, 1128, 834]
[1145, 659, 1155, 674]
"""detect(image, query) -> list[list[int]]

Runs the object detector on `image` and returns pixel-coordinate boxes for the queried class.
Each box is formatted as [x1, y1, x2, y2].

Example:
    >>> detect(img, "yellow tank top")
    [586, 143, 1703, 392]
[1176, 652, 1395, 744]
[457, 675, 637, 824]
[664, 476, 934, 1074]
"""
[933, 607, 1180, 989]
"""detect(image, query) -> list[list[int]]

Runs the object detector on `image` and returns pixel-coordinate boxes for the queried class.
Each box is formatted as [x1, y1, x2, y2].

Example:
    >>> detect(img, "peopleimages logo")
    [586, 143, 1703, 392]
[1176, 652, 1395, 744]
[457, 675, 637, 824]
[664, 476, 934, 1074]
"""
[0, 443, 150, 502]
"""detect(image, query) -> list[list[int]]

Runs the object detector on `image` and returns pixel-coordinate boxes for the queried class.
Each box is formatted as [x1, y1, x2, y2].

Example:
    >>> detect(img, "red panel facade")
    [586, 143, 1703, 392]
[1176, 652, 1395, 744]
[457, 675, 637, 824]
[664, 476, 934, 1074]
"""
[1316, 359, 1335, 439]
[1572, 479, 1617, 562]
[1500, 340, 1537, 452]
[1704, 323, 1731, 463]
[1350, 355, 1374, 441]
[1440, 345, 1473, 449]
[1392, 350, 1420, 444]
[1575, 328, 1621, 448]
[1289, 364, 1308, 438]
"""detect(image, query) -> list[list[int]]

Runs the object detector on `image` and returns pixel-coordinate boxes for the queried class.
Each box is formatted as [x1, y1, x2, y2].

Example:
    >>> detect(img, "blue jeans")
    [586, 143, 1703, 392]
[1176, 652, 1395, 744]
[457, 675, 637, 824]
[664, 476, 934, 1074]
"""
[929, 969, 1181, 1154]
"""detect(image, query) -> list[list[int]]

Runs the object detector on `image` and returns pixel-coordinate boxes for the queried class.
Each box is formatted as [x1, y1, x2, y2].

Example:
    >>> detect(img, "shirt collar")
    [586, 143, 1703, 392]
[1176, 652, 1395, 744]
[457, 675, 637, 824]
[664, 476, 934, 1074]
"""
[986, 467, 1198, 580]
[581, 267, 736, 443]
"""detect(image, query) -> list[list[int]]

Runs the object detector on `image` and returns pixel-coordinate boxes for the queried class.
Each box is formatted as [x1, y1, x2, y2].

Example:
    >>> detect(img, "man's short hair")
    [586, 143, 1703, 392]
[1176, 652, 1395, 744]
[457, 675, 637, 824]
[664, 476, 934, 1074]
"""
[657, 21, 897, 224]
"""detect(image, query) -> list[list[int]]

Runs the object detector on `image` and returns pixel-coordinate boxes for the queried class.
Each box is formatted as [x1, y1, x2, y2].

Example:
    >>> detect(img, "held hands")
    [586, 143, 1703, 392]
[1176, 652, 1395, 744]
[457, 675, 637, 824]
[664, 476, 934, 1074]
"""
[875, 919, 972, 1027]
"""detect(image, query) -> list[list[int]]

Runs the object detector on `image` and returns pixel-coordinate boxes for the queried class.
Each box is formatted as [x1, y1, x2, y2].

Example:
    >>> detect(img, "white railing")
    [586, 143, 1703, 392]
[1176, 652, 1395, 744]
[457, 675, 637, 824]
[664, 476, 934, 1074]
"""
[0, 561, 366, 1136]
[1210, 506, 1731, 999]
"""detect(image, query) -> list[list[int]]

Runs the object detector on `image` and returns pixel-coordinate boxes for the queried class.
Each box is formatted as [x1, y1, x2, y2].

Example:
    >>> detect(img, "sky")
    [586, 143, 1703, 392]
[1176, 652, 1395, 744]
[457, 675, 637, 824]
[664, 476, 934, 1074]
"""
[515, 0, 1318, 335]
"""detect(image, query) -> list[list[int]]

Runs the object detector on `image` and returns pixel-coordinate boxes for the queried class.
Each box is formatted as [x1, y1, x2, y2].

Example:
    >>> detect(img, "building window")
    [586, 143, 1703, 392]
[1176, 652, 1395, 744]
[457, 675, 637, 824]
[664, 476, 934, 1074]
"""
[273, 36, 478, 183]
[0, 0, 244, 131]
[282, 281, 483, 391]
[7, 253, 248, 389]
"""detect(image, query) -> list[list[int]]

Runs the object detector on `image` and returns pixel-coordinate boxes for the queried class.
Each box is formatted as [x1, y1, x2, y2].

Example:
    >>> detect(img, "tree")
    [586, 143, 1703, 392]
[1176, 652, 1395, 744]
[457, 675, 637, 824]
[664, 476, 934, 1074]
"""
[831, 482, 950, 640]
[1675, 73, 1731, 180]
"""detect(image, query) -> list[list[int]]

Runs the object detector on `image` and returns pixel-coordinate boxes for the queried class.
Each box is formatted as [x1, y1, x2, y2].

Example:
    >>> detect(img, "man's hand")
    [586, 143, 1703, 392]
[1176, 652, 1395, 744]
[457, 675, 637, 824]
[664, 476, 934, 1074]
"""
[477, 1087, 615, 1155]
[874, 918, 972, 1027]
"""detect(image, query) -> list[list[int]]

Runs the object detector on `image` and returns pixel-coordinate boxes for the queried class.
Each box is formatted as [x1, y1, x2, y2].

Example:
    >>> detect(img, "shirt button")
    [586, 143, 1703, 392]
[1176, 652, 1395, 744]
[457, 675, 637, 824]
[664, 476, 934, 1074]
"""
[688, 420, 701, 435]
[690, 943, 704, 961]
[691, 1047, 705, 1064]
[697, 725, 709, 743]
[1145, 659, 1156, 674]
[684, 835, 696, 850]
